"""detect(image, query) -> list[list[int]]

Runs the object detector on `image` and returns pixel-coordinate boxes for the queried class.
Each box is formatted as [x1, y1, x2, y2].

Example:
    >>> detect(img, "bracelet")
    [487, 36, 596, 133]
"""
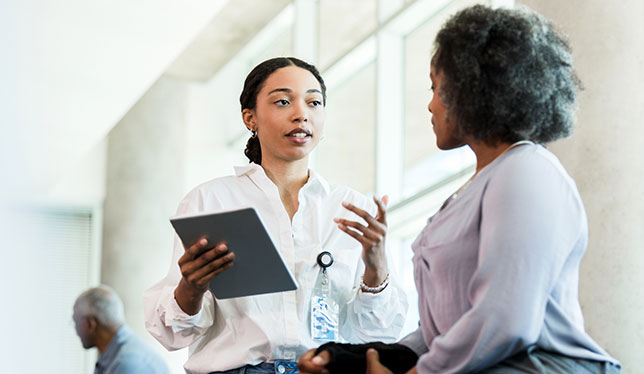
[360, 273, 390, 293]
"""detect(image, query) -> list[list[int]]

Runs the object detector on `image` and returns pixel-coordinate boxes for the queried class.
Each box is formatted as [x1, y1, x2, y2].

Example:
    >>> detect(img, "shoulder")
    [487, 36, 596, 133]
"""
[175, 174, 241, 215]
[491, 144, 577, 191]
[484, 144, 584, 211]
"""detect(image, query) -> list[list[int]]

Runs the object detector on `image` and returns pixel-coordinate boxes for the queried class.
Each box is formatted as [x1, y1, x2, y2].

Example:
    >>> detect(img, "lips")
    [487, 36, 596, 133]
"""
[286, 128, 312, 138]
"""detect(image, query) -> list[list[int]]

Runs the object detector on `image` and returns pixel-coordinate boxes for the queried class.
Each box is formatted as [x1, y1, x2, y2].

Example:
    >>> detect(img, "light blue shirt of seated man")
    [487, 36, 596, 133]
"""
[95, 325, 170, 374]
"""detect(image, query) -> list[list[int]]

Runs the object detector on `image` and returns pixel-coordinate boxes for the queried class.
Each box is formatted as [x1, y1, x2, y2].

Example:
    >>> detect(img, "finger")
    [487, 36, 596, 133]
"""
[194, 259, 235, 287]
[366, 348, 392, 374]
[373, 196, 388, 225]
[312, 351, 331, 367]
[297, 349, 330, 374]
[180, 243, 229, 273]
[186, 252, 235, 284]
[337, 218, 384, 242]
[333, 216, 387, 235]
[337, 223, 370, 247]
[179, 237, 210, 264]
[341, 201, 379, 226]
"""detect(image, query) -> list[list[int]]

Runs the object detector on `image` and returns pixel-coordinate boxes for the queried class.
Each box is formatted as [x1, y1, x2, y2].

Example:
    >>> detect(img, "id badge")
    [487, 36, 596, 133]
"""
[311, 295, 338, 341]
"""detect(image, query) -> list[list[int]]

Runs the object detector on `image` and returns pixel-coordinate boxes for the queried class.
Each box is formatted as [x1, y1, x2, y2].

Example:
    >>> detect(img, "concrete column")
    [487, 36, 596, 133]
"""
[519, 0, 644, 370]
[102, 76, 188, 368]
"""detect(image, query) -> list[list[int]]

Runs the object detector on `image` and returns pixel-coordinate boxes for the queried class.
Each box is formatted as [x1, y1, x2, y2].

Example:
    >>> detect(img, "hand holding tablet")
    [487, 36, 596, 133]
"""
[170, 207, 298, 300]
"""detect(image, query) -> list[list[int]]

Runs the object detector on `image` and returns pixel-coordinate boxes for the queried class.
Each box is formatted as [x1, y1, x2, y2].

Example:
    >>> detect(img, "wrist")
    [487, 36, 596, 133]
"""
[175, 279, 205, 315]
[362, 266, 388, 287]
[360, 272, 390, 294]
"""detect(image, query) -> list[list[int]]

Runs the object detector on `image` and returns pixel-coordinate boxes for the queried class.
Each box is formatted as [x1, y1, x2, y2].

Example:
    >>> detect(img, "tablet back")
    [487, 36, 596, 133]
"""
[170, 207, 298, 299]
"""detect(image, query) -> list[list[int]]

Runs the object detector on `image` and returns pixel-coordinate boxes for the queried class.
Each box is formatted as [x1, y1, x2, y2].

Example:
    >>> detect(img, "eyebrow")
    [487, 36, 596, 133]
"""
[267, 88, 322, 95]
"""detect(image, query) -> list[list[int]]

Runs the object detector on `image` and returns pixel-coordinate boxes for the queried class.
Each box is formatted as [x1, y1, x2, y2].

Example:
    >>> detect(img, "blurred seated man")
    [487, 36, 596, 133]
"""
[73, 285, 170, 374]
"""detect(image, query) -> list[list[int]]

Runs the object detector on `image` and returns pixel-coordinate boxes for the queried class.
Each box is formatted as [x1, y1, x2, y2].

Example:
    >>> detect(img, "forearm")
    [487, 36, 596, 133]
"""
[174, 278, 206, 315]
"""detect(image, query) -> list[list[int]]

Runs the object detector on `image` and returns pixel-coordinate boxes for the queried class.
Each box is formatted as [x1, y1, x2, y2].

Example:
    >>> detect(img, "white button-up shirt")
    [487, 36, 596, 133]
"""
[143, 164, 407, 374]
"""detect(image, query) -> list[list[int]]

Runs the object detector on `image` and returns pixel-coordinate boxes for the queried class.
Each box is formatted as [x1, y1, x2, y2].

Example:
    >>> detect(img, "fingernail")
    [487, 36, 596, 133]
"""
[333, 218, 340, 223]
[312, 356, 323, 365]
[342, 201, 349, 207]
[200, 238, 208, 245]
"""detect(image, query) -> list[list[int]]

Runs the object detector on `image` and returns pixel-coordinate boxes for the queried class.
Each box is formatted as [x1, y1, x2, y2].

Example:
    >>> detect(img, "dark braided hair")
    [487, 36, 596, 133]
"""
[433, 5, 581, 145]
[240, 57, 327, 164]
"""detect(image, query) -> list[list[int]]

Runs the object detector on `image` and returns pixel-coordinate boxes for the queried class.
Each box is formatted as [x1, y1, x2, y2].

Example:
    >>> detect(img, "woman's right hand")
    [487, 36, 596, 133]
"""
[174, 238, 235, 314]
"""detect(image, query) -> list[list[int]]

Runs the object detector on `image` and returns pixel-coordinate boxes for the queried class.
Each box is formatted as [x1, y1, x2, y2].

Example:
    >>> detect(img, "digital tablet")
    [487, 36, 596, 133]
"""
[170, 207, 298, 299]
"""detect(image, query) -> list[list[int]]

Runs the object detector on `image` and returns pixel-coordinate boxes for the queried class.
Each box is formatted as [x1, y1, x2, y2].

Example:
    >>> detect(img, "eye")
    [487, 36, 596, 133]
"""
[309, 100, 322, 107]
[430, 85, 435, 92]
[275, 99, 289, 106]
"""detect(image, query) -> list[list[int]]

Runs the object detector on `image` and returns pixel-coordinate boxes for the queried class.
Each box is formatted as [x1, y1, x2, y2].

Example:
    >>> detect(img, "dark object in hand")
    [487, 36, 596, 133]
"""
[315, 342, 418, 374]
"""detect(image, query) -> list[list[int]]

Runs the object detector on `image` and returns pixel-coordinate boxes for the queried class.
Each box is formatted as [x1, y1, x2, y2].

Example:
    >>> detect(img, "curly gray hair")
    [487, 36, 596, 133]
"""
[433, 5, 581, 144]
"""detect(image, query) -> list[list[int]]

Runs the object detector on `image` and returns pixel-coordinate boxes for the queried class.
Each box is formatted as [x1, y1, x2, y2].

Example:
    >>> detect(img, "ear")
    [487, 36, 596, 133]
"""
[242, 108, 256, 132]
[86, 316, 98, 333]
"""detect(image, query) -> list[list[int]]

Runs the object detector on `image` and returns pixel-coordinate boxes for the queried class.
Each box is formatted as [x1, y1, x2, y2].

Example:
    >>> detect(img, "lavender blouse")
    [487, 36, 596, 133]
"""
[400, 144, 619, 373]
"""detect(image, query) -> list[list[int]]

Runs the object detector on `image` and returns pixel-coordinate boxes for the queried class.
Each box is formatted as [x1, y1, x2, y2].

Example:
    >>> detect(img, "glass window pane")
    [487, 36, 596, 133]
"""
[316, 62, 376, 194]
[402, 0, 484, 196]
[318, 0, 378, 69]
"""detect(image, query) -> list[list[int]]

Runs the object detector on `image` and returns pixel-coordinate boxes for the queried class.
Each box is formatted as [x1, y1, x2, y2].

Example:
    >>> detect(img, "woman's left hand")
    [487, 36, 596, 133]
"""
[335, 195, 389, 286]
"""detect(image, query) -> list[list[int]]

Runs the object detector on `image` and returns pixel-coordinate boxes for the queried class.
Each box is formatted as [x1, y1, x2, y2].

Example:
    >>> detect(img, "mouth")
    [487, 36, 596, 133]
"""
[286, 128, 312, 138]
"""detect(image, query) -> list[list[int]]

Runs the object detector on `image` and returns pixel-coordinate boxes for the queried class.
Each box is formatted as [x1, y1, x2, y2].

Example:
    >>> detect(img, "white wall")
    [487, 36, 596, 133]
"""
[1, 0, 229, 199]
[520, 0, 644, 371]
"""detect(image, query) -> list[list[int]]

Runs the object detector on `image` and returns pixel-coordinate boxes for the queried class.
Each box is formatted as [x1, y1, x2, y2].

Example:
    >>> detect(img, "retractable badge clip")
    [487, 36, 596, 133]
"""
[311, 250, 338, 341]
[317, 251, 334, 272]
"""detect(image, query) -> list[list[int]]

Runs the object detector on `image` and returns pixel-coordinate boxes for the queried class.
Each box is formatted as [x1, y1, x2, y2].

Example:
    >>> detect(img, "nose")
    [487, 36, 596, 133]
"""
[291, 100, 309, 122]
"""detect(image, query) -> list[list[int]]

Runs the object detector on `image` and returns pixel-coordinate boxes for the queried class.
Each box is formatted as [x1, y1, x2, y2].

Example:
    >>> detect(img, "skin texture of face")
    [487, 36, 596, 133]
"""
[242, 65, 325, 165]
[428, 65, 466, 150]
[72, 308, 95, 349]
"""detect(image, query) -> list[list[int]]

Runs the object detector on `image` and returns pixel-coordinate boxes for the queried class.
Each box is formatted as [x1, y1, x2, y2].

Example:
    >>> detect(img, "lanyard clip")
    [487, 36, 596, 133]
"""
[316, 251, 334, 273]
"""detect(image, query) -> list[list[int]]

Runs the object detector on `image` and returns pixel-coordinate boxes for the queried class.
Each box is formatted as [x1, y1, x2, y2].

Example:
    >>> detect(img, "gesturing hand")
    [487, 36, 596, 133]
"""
[174, 237, 234, 314]
[334, 195, 389, 286]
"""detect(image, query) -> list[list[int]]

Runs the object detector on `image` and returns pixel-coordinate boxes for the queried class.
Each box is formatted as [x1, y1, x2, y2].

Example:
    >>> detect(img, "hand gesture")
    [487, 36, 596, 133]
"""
[174, 238, 234, 314]
[335, 196, 389, 286]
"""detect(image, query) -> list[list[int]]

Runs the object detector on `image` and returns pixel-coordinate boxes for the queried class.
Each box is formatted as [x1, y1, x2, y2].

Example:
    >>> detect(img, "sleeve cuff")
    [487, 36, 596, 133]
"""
[157, 287, 213, 333]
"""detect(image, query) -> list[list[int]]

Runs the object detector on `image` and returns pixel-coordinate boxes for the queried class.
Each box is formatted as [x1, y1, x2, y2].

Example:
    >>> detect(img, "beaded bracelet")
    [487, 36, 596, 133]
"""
[360, 273, 390, 293]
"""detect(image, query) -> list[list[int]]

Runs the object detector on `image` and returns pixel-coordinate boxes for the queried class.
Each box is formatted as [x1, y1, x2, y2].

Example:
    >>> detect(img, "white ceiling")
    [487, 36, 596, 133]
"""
[1, 0, 290, 199]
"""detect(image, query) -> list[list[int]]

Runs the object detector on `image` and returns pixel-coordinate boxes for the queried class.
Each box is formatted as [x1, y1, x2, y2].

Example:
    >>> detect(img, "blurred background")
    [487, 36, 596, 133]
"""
[1, 0, 642, 373]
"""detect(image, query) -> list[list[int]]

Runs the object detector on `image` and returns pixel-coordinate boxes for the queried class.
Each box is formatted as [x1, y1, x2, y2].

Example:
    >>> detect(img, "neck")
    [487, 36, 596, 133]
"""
[261, 157, 310, 221]
[261, 157, 310, 193]
[95, 324, 121, 355]
[469, 140, 515, 173]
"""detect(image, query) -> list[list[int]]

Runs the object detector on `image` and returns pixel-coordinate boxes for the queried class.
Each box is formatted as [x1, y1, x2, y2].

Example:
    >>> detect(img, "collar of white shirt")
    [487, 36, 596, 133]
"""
[233, 162, 331, 197]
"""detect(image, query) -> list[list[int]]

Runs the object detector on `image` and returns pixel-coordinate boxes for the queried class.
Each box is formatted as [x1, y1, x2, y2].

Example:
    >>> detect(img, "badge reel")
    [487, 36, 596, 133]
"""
[311, 251, 339, 341]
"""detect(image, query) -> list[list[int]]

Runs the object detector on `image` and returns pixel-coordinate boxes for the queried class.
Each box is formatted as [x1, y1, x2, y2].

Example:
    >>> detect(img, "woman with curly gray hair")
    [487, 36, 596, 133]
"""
[299, 4, 621, 374]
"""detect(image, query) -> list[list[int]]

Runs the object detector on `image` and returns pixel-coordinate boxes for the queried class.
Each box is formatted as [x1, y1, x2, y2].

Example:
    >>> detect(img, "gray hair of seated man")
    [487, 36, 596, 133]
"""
[74, 285, 125, 328]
